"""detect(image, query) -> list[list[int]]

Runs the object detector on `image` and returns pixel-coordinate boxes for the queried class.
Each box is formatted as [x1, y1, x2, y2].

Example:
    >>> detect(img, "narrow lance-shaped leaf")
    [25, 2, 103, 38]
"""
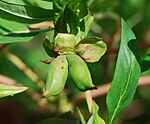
[0, 1, 53, 24]
[76, 14, 94, 41]
[87, 101, 106, 124]
[54, 6, 79, 36]
[68, 1, 88, 19]
[0, 18, 51, 43]
[77, 107, 86, 124]
[0, 83, 28, 98]
[1, 0, 53, 10]
[53, 0, 69, 24]
[106, 19, 141, 124]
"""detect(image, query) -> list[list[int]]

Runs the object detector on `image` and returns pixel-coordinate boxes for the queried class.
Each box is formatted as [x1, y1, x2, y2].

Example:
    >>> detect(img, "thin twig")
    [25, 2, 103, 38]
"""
[5, 52, 45, 90]
[0, 74, 41, 105]
[29, 21, 54, 28]
[0, 74, 60, 113]
[106, 44, 150, 55]
[71, 75, 150, 106]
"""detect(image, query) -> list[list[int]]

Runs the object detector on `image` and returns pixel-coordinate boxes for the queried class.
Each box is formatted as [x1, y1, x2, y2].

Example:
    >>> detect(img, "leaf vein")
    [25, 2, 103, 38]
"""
[109, 55, 134, 124]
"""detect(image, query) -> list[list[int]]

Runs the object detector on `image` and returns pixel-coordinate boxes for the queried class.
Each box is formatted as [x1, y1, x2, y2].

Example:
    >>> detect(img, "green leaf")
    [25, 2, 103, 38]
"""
[87, 115, 93, 124]
[0, 83, 28, 98]
[1, 0, 29, 5]
[53, 0, 86, 23]
[38, 118, 80, 124]
[87, 101, 106, 124]
[87, 114, 106, 124]
[0, 18, 51, 43]
[76, 14, 94, 41]
[0, 1, 53, 24]
[77, 107, 86, 124]
[76, 37, 107, 62]
[106, 19, 141, 124]
[54, 6, 79, 35]
[2, 0, 53, 10]
[53, 0, 69, 24]
[91, 101, 99, 114]
[0, 18, 28, 34]
[78, 1, 88, 19]
[68, 1, 88, 19]
[54, 1, 91, 38]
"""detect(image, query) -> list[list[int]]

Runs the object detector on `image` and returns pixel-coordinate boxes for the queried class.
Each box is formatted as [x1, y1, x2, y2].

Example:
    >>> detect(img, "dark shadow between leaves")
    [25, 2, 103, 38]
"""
[0, 26, 11, 34]
[141, 54, 150, 72]
[38, 118, 80, 124]
[127, 39, 141, 65]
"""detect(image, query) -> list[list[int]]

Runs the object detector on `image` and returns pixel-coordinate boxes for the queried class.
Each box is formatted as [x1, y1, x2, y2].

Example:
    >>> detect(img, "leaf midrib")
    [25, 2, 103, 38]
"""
[0, 2, 50, 20]
[109, 55, 135, 124]
[0, 5, 33, 19]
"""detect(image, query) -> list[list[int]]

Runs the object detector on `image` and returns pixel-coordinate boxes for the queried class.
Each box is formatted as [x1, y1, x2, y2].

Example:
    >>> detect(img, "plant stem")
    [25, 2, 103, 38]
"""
[71, 75, 150, 106]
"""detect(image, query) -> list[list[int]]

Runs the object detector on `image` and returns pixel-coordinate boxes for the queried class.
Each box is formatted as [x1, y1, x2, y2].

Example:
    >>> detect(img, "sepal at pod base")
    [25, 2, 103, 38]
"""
[76, 37, 107, 62]
[43, 55, 68, 97]
[66, 54, 97, 92]
[43, 38, 58, 57]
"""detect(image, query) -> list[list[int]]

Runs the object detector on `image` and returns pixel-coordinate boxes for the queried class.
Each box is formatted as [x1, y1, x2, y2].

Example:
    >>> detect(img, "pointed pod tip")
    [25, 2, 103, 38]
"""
[41, 91, 54, 98]
[40, 95, 46, 99]
[40, 91, 48, 99]
[90, 86, 97, 90]
[83, 86, 97, 92]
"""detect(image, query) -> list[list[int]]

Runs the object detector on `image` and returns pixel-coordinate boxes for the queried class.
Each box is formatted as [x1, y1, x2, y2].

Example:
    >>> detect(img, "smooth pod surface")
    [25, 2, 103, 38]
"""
[54, 33, 77, 48]
[66, 54, 96, 91]
[43, 55, 68, 97]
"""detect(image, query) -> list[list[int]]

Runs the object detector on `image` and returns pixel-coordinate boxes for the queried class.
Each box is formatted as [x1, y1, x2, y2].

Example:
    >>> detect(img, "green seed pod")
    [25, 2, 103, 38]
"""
[54, 33, 77, 48]
[66, 54, 96, 92]
[43, 55, 68, 97]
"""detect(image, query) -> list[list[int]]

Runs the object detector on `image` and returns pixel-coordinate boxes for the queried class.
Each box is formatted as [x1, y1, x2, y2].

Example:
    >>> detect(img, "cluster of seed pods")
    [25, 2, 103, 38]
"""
[43, 33, 106, 97]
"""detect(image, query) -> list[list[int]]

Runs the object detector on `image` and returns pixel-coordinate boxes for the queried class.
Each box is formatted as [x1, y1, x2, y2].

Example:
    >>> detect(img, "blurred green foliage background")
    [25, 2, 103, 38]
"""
[0, 0, 150, 124]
